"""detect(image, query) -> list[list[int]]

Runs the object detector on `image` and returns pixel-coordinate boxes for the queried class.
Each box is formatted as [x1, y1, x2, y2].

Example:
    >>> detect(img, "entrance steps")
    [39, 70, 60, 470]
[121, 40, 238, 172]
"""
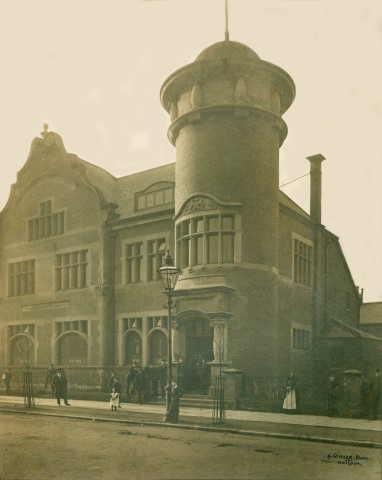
[147, 393, 213, 409]
[179, 393, 214, 410]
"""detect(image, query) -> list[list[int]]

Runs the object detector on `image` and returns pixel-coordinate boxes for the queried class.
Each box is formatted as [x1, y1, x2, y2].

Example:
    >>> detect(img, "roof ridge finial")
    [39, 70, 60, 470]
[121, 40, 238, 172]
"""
[41, 123, 49, 138]
[225, 0, 229, 42]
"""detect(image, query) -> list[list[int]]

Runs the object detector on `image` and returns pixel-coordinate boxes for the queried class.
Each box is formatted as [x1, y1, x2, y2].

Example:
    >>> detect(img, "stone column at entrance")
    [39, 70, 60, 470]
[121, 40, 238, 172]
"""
[212, 320, 225, 363]
[208, 318, 231, 389]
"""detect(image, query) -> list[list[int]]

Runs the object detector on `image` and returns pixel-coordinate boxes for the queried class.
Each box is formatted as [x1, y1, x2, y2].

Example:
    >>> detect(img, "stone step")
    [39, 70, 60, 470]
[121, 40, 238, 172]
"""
[179, 394, 214, 409]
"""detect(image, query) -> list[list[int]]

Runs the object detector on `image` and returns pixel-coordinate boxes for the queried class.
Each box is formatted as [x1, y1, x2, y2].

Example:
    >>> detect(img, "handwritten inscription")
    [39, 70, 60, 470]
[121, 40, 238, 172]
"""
[327, 453, 368, 466]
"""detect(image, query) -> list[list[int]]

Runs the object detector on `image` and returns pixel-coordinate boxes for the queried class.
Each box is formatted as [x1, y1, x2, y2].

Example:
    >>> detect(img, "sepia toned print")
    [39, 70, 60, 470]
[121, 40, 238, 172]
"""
[0, 1, 381, 479]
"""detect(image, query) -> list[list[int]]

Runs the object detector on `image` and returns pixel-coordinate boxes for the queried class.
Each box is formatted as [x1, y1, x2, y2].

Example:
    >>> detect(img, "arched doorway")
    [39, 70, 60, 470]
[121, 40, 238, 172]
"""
[149, 329, 168, 366]
[184, 317, 213, 392]
[125, 331, 142, 366]
[58, 333, 88, 365]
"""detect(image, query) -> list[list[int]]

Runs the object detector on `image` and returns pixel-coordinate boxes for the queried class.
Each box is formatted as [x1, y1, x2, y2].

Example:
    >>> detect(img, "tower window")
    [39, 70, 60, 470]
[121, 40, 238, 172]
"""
[176, 214, 235, 268]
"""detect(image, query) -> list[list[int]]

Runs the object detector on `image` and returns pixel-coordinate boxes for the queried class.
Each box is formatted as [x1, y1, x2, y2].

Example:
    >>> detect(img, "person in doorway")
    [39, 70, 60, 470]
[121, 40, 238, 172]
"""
[197, 357, 210, 395]
[52, 368, 70, 406]
[2, 369, 12, 395]
[282, 372, 298, 414]
[44, 364, 56, 397]
[110, 387, 120, 411]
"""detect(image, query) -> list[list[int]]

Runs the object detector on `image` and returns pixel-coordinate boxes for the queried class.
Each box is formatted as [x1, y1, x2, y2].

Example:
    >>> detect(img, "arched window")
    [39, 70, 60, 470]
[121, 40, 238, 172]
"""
[149, 330, 168, 366]
[58, 333, 87, 365]
[125, 331, 142, 366]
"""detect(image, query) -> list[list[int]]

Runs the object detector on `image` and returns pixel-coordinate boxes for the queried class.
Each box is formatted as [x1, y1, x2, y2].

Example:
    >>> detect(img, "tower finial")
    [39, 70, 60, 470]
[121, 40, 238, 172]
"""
[225, 0, 229, 42]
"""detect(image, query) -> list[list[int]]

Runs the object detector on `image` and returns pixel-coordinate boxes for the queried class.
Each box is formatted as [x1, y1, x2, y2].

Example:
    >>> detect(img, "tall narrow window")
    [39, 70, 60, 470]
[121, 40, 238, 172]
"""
[221, 215, 235, 263]
[147, 238, 166, 281]
[193, 218, 204, 266]
[126, 243, 143, 283]
[293, 238, 313, 286]
[177, 221, 190, 268]
[55, 250, 88, 291]
[8, 260, 35, 297]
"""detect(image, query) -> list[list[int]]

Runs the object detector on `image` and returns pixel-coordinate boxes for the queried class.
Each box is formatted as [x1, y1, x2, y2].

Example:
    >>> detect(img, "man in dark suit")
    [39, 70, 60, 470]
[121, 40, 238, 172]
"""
[52, 368, 70, 406]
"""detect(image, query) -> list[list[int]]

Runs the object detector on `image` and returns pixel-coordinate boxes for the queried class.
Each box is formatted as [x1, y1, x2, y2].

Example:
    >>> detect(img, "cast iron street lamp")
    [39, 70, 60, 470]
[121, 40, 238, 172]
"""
[158, 251, 180, 421]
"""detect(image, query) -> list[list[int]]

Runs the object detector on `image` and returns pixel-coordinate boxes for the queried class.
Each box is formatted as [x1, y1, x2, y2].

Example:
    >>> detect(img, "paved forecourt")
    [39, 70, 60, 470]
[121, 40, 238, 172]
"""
[0, 395, 380, 448]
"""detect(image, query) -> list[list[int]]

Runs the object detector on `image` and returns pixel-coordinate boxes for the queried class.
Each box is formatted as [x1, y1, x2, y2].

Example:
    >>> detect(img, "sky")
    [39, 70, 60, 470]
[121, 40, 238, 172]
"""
[0, 0, 381, 303]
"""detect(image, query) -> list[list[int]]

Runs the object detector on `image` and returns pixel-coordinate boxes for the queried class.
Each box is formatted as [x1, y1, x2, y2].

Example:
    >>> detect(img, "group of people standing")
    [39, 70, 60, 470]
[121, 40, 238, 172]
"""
[108, 360, 172, 407]
[107, 361, 183, 421]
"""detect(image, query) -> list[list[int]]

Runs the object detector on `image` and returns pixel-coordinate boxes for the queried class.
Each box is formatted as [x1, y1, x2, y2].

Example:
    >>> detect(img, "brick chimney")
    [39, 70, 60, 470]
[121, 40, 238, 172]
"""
[306, 153, 326, 224]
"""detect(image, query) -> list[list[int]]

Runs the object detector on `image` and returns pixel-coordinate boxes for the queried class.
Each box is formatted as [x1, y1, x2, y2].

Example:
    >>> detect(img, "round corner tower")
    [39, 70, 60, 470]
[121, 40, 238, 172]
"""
[160, 39, 295, 378]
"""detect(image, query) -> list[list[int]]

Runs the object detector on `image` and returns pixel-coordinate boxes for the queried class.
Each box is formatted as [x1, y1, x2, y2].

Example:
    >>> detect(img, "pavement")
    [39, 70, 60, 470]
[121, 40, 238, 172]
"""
[0, 394, 381, 449]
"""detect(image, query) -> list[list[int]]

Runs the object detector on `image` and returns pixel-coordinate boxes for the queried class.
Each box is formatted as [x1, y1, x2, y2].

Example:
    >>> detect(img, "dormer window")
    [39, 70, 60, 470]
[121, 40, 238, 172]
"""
[136, 182, 174, 211]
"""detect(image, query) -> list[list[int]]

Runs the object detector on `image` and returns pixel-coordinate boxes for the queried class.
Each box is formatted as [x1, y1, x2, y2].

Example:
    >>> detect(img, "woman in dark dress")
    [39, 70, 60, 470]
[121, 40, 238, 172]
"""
[168, 380, 182, 423]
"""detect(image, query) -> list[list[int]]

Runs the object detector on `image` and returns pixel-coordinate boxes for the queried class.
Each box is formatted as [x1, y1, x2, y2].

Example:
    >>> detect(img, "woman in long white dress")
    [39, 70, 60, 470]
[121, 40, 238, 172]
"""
[282, 372, 298, 414]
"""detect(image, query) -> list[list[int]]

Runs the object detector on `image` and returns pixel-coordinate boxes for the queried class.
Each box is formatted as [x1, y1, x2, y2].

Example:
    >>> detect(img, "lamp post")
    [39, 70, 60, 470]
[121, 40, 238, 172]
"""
[158, 251, 180, 422]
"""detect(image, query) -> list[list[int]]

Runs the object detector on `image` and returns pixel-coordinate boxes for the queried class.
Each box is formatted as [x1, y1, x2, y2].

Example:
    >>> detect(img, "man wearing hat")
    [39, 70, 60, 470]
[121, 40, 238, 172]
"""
[52, 368, 70, 406]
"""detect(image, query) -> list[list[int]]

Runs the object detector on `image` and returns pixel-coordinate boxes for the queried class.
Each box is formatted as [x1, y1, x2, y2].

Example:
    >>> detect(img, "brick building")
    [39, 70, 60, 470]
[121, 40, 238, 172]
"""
[0, 39, 380, 393]
[360, 302, 382, 340]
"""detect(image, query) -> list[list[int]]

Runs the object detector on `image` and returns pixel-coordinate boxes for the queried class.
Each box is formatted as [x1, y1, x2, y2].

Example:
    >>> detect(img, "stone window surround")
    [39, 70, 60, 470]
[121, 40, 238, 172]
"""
[121, 233, 170, 285]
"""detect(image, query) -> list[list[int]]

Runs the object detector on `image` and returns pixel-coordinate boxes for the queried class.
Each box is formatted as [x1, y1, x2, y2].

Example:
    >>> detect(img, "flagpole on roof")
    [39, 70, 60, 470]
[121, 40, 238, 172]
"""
[225, 0, 229, 42]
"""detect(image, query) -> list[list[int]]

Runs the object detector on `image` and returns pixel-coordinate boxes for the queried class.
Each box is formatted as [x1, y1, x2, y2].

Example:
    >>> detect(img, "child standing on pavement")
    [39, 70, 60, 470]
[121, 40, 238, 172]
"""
[110, 387, 119, 411]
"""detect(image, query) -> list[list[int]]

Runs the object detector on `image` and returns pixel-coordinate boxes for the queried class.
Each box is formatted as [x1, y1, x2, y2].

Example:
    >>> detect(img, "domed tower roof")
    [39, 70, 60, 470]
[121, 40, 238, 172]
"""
[195, 40, 260, 63]
[161, 38, 296, 147]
